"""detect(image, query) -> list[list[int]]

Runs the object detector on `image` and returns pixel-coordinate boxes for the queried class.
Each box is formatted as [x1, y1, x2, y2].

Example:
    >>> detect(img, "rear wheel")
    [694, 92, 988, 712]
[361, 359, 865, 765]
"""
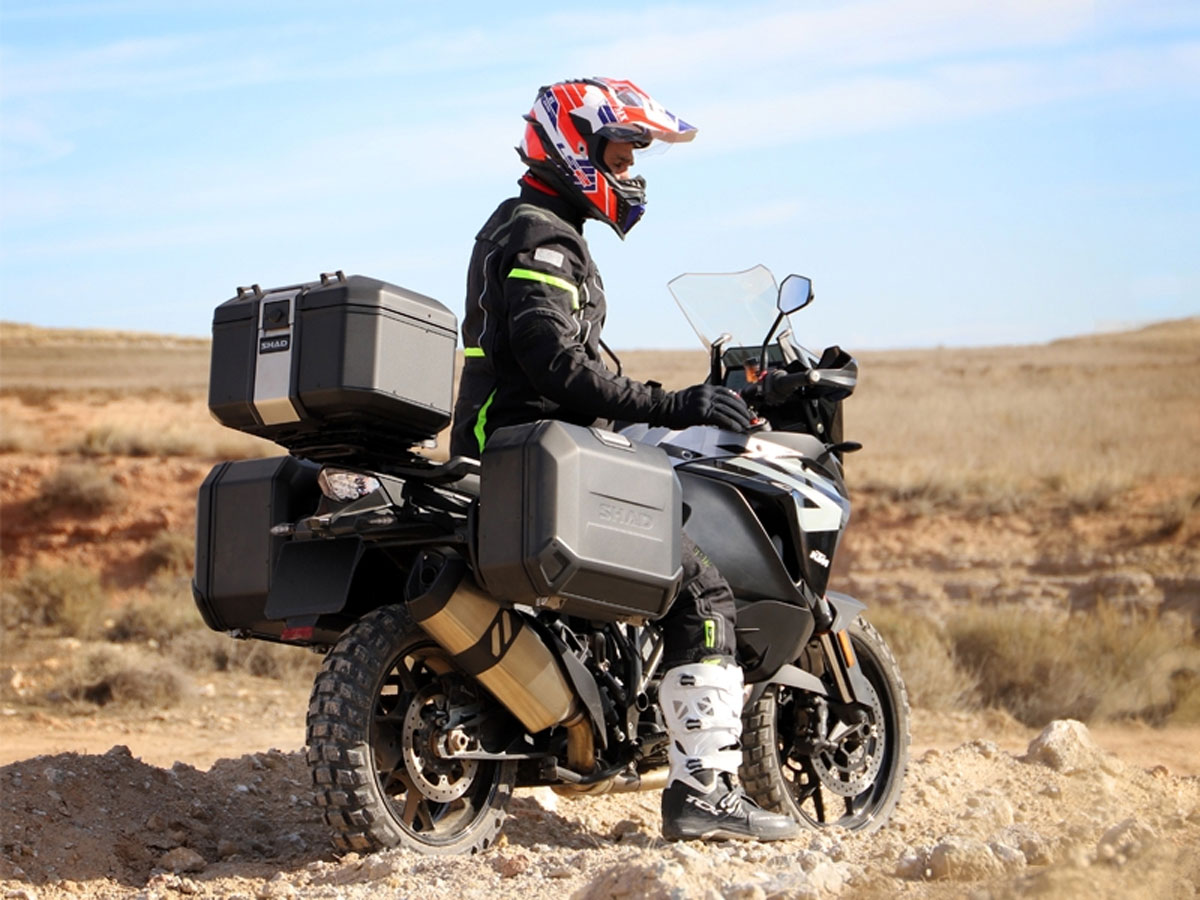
[740, 617, 909, 833]
[306, 605, 517, 854]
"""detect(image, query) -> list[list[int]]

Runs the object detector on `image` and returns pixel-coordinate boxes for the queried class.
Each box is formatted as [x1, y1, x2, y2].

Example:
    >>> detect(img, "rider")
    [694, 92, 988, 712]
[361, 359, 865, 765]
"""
[450, 77, 799, 842]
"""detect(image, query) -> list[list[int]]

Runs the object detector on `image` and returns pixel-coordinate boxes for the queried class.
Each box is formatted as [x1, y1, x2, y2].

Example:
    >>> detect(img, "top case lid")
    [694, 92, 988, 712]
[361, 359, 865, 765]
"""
[211, 274, 456, 333]
[299, 275, 457, 334]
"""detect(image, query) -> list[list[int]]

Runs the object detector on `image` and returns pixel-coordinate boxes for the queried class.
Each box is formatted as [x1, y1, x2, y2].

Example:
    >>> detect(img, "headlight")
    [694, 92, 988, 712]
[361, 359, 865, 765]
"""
[318, 468, 381, 502]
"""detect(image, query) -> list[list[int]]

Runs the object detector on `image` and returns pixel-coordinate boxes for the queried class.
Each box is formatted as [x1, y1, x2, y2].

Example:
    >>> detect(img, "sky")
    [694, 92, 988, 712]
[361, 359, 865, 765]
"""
[1, 0, 1198, 352]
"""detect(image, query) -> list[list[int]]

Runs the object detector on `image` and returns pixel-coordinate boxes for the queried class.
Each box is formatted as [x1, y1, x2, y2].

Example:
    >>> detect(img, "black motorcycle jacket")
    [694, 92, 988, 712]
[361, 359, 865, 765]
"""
[450, 178, 668, 458]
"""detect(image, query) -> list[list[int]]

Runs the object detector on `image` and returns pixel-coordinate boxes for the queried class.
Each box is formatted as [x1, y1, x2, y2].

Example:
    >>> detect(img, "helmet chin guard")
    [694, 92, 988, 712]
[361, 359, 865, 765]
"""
[517, 77, 696, 237]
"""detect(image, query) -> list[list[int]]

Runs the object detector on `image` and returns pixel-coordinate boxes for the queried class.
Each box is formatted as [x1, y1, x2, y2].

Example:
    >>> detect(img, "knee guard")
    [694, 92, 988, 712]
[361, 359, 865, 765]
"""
[659, 660, 744, 792]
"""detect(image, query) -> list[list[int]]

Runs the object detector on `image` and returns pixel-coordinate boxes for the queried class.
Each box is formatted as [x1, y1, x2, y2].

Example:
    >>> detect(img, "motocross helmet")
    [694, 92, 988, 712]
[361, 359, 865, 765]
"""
[518, 77, 697, 237]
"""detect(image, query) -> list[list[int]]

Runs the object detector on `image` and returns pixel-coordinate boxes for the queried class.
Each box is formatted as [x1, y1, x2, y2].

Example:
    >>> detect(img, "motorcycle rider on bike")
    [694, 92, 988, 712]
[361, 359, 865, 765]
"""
[450, 77, 800, 842]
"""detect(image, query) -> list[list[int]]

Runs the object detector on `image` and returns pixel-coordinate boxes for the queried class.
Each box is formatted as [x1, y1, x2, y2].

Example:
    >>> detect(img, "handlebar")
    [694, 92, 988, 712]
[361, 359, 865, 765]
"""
[740, 364, 856, 407]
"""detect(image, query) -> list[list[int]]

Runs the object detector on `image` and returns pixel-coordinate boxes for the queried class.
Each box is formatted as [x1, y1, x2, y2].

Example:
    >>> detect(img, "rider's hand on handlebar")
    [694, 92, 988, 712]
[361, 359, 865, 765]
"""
[655, 384, 753, 432]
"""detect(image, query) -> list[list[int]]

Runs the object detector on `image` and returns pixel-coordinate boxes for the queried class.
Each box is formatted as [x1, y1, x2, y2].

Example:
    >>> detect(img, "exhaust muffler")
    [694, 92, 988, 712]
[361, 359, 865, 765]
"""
[406, 551, 594, 772]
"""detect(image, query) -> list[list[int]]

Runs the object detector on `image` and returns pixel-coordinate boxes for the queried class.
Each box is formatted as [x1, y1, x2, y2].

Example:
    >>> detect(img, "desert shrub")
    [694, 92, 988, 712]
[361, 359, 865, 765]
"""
[62, 421, 279, 460]
[0, 419, 41, 453]
[1146, 491, 1200, 541]
[106, 588, 203, 644]
[141, 529, 195, 576]
[33, 464, 125, 515]
[47, 645, 187, 709]
[168, 629, 321, 680]
[67, 424, 200, 458]
[868, 606, 977, 711]
[945, 603, 1200, 726]
[2, 564, 105, 636]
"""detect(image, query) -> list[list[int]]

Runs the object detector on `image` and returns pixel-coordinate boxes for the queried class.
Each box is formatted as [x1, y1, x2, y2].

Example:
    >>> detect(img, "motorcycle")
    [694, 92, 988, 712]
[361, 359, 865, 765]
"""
[193, 265, 909, 855]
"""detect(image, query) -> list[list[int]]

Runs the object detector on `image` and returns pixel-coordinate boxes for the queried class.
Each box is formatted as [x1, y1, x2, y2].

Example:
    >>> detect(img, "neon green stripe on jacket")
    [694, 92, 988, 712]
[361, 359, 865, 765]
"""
[508, 267, 579, 311]
[463, 347, 485, 358]
[474, 389, 497, 454]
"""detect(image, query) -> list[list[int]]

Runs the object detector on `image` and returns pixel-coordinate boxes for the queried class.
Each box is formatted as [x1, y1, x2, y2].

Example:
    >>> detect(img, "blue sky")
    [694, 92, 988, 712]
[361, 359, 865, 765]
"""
[1, 0, 1197, 351]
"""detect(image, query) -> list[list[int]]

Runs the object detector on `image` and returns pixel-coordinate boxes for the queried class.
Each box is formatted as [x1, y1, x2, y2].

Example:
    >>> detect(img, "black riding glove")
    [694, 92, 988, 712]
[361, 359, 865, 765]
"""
[652, 384, 753, 432]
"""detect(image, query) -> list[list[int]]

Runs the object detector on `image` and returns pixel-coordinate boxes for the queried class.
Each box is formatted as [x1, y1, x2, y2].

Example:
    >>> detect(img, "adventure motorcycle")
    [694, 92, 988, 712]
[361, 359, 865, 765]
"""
[193, 265, 909, 855]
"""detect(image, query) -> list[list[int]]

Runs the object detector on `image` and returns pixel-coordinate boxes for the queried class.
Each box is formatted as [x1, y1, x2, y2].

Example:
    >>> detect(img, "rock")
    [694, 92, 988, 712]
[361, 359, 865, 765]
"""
[993, 824, 1053, 866]
[961, 794, 1015, 829]
[573, 859, 717, 900]
[988, 840, 1028, 872]
[721, 885, 766, 900]
[1024, 720, 1121, 775]
[217, 838, 239, 859]
[255, 882, 297, 900]
[158, 847, 206, 874]
[806, 859, 848, 894]
[1095, 817, 1157, 866]
[491, 852, 531, 878]
[927, 836, 1003, 881]
[610, 819, 643, 841]
[895, 847, 929, 880]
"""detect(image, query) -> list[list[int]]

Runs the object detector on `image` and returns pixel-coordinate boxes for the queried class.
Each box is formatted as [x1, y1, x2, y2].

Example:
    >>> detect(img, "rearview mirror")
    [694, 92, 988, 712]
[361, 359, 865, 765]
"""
[778, 274, 813, 314]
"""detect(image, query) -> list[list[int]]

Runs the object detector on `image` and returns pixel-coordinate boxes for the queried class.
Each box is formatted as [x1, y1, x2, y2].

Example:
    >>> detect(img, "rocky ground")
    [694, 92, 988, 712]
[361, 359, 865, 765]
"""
[2, 719, 1198, 900]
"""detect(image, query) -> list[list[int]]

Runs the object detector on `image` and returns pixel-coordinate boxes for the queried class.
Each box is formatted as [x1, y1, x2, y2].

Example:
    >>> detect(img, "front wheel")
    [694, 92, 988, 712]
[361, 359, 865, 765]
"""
[306, 605, 517, 854]
[740, 617, 910, 833]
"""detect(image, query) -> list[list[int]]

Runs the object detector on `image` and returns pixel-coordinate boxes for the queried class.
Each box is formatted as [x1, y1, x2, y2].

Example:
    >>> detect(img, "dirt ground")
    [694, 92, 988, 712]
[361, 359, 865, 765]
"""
[2, 701, 1199, 899]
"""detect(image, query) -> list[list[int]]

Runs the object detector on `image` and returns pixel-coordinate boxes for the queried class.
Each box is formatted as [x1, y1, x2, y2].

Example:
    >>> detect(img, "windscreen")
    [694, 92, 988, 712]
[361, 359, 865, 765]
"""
[667, 265, 781, 351]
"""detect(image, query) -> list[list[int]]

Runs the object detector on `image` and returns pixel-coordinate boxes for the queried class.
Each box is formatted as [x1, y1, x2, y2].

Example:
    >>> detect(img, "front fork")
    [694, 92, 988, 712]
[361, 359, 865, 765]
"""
[815, 590, 874, 705]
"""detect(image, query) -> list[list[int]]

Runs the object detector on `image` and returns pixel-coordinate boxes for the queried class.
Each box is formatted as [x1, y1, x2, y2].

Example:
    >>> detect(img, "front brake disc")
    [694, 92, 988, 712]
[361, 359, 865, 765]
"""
[809, 679, 886, 797]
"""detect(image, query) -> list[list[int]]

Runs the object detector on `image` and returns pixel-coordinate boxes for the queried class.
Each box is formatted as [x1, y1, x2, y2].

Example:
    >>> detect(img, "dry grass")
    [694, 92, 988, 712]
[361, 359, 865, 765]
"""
[140, 530, 195, 577]
[845, 321, 1200, 502]
[43, 644, 189, 709]
[2, 565, 107, 636]
[0, 418, 42, 453]
[872, 602, 1200, 726]
[0, 322, 209, 396]
[169, 629, 322, 680]
[104, 575, 201, 643]
[32, 464, 125, 516]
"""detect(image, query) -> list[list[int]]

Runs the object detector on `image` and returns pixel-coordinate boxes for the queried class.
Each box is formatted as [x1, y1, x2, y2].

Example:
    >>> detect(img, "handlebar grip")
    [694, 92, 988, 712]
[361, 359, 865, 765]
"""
[741, 370, 812, 406]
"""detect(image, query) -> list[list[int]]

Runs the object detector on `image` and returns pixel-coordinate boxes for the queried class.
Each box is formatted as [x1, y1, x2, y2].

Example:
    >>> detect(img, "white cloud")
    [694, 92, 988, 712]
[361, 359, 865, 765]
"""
[577, 0, 1111, 84]
[678, 41, 1200, 154]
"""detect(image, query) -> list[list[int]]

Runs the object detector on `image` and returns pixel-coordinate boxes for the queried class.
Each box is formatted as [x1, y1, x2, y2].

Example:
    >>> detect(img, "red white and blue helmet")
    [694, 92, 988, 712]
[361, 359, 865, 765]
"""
[518, 77, 697, 237]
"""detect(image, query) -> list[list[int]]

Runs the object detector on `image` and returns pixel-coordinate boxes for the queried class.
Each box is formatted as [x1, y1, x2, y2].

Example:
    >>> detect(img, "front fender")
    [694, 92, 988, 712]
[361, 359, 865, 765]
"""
[747, 663, 830, 706]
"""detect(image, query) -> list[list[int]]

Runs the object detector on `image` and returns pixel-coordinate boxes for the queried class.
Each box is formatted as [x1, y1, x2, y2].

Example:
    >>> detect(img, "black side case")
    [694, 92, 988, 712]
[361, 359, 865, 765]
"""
[208, 272, 457, 462]
[476, 421, 683, 622]
[192, 456, 322, 639]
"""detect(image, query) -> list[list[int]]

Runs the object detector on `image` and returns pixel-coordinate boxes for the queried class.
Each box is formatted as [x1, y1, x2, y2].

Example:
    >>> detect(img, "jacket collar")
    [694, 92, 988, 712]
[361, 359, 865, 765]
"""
[518, 174, 587, 233]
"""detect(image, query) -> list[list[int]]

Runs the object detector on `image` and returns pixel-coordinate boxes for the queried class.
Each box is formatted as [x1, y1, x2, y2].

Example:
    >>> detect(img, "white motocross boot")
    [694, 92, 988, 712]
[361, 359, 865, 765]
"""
[659, 660, 801, 841]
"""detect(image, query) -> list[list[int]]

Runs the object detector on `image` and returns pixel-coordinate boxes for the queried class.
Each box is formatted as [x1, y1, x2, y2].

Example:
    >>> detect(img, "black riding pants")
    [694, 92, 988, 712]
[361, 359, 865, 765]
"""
[660, 533, 738, 668]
